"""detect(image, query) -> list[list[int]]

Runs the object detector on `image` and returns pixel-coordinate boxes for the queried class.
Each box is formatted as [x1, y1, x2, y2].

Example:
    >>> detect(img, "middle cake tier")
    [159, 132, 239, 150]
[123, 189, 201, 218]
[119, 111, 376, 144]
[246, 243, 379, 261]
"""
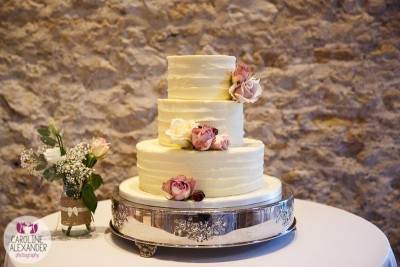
[158, 99, 244, 147]
[137, 138, 265, 198]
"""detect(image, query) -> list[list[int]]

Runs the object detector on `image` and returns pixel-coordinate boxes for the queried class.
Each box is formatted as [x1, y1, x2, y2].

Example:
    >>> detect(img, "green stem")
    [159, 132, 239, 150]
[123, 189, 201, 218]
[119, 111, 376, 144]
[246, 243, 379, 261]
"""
[66, 225, 72, 236]
[56, 134, 66, 156]
[86, 154, 97, 168]
[62, 173, 67, 186]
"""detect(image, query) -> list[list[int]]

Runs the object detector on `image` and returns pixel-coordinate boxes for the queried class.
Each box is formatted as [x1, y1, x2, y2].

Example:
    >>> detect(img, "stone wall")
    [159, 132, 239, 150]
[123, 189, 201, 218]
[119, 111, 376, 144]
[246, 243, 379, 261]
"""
[1, 0, 399, 262]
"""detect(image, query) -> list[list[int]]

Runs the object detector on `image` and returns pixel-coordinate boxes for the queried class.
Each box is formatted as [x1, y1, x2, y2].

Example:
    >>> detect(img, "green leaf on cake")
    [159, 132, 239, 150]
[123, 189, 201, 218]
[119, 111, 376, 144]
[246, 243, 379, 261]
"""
[82, 184, 97, 213]
[88, 173, 103, 191]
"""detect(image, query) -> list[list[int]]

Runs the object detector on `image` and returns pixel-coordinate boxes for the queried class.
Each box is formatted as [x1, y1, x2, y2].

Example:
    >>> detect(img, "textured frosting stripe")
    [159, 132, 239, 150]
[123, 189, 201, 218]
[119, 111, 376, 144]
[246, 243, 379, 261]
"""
[158, 99, 244, 147]
[167, 55, 236, 100]
[168, 67, 232, 77]
[167, 55, 236, 67]
[169, 77, 231, 87]
[168, 88, 230, 100]
[137, 138, 265, 198]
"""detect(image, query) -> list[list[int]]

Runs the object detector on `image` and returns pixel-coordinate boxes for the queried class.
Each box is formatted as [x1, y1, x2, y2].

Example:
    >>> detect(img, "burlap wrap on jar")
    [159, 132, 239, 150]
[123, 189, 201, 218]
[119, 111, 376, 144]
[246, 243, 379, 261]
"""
[60, 197, 92, 226]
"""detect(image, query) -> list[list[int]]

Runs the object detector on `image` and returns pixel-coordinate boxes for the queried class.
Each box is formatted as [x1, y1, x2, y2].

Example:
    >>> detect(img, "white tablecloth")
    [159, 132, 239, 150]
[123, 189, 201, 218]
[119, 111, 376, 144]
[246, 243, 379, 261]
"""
[4, 199, 397, 267]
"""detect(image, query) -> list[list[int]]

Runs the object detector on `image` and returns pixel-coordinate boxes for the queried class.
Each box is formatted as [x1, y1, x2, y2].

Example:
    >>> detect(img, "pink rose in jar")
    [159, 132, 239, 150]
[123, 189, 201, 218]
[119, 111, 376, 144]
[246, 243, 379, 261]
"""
[161, 175, 196, 201]
[232, 63, 251, 84]
[229, 77, 262, 103]
[90, 137, 110, 159]
[191, 125, 217, 151]
[210, 134, 231, 150]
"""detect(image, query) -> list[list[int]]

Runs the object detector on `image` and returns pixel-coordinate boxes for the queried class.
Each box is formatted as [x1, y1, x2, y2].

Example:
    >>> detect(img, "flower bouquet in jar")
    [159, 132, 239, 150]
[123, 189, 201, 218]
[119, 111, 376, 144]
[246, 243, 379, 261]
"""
[20, 122, 110, 236]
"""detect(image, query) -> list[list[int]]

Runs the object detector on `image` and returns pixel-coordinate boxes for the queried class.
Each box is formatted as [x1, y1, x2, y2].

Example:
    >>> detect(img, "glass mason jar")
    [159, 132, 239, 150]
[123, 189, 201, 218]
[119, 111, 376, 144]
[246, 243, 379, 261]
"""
[60, 184, 93, 236]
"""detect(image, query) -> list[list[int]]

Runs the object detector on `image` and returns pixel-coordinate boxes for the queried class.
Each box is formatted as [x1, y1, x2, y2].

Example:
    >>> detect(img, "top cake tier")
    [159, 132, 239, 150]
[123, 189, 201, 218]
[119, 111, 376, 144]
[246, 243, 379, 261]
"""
[167, 55, 236, 100]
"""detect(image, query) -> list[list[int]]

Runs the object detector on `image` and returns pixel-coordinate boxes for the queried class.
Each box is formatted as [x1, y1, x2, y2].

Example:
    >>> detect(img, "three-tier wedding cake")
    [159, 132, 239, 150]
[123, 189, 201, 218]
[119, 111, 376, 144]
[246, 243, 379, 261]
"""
[119, 55, 283, 206]
[111, 55, 295, 257]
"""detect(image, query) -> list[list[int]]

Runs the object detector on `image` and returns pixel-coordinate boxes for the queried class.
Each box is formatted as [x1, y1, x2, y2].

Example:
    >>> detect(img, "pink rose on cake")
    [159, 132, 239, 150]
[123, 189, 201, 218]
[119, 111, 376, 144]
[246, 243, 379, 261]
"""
[210, 134, 231, 150]
[191, 125, 217, 151]
[229, 77, 262, 103]
[229, 63, 262, 103]
[162, 175, 196, 201]
[165, 118, 198, 148]
[232, 62, 251, 84]
[165, 118, 232, 151]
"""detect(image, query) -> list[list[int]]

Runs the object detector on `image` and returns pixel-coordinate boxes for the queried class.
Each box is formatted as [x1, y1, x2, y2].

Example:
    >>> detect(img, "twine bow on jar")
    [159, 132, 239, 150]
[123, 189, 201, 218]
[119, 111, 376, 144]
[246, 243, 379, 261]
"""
[68, 207, 78, 217]
[60, 206, 90, 217]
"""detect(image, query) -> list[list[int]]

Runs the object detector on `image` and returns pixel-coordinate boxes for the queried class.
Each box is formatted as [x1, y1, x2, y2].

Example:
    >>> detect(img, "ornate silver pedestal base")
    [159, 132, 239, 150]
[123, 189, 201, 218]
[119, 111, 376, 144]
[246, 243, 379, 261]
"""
[134, 241, 158, 257]
[110, 184, 295, 257]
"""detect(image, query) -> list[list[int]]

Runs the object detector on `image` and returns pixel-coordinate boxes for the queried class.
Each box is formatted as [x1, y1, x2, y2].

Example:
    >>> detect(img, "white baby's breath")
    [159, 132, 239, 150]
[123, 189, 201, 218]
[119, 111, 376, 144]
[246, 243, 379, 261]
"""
[56, 142, 92, 186]
[20, 148, 37, 174]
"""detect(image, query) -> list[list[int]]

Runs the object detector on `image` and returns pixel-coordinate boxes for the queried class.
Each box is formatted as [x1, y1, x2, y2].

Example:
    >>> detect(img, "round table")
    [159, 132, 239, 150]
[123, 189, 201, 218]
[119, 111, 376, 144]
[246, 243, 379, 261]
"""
[4, 199, 397, 267]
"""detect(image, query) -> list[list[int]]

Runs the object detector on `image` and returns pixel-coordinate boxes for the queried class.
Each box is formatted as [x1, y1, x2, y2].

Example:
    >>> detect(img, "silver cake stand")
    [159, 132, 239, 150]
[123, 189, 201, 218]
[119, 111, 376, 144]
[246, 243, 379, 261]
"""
[110, 183, 295, 257]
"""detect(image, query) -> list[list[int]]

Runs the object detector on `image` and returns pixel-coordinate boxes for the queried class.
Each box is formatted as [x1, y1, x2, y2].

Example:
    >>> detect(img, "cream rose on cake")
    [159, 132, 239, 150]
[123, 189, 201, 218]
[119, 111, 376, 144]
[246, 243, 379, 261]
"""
[165, 118, 198, 148]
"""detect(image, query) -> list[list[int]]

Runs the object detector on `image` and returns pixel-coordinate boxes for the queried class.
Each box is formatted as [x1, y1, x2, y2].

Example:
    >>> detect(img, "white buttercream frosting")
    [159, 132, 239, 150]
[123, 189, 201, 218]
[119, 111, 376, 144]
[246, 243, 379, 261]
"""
[137, 138, 265, 198]
[167, 55, 236, 100]
[158, 99, 244, 147]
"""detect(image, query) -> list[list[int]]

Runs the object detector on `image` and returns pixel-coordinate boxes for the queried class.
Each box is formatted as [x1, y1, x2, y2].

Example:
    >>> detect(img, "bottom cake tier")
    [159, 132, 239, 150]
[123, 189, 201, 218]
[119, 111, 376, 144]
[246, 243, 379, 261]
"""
[110, 182, 295, 257]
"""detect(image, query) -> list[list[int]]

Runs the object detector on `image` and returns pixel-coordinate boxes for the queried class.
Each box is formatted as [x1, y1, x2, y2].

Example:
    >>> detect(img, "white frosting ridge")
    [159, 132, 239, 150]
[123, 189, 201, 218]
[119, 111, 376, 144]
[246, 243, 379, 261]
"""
[158, 99, 244, 147]
[167, 55, 236, 100]
[137, 138, 265, 198]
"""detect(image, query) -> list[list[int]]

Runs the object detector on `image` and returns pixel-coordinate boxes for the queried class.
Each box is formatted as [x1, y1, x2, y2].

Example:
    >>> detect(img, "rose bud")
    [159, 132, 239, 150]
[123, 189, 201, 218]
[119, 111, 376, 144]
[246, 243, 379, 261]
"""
[191, 190, 205, 202]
